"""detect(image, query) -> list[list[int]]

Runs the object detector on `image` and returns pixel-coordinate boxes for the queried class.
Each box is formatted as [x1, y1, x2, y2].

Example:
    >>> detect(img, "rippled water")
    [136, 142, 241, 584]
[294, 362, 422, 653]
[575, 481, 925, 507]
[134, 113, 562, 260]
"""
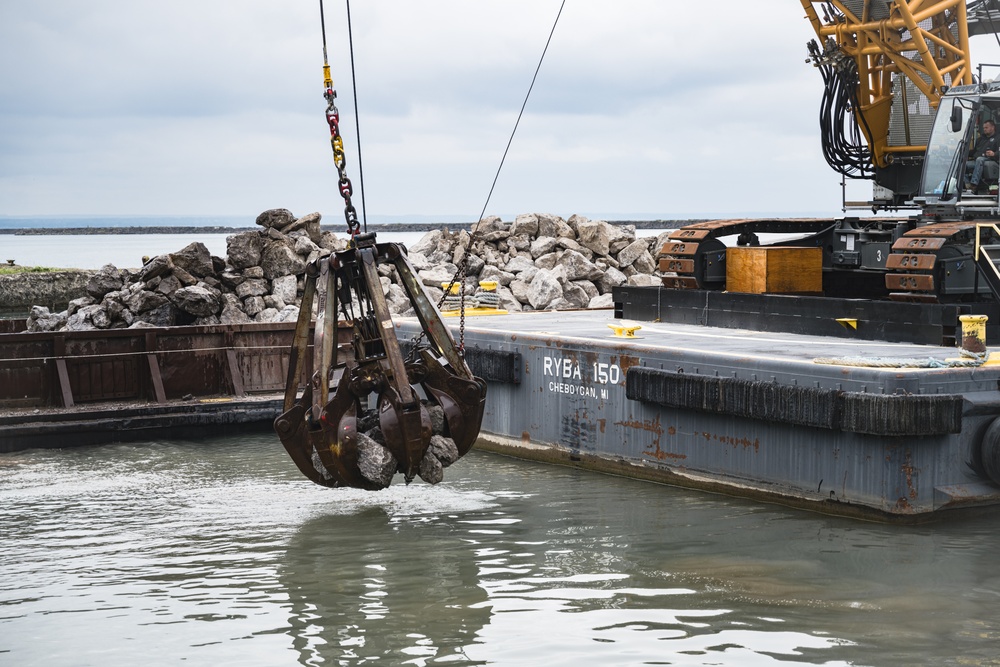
[2, 435, 999, 666]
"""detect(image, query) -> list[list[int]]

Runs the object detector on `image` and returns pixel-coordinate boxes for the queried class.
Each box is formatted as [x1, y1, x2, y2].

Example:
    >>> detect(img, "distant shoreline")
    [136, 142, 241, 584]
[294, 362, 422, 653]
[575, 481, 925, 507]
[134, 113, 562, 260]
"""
[0, 220, 697, 236]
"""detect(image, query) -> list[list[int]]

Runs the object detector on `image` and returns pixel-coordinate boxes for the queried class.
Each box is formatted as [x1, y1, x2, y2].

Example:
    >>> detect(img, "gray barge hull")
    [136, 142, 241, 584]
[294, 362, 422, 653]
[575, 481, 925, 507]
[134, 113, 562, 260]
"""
[397, 308, 1000, 521]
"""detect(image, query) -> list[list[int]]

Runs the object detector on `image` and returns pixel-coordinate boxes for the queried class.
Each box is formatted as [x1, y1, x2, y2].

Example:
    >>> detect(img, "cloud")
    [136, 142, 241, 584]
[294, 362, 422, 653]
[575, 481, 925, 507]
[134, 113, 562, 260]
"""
[3, 0, 1000, 220]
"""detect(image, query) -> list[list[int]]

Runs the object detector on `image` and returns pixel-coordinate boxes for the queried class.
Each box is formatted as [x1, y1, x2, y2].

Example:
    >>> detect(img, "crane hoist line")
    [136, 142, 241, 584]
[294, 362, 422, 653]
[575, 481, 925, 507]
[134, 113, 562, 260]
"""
[274, 0, 490, 490]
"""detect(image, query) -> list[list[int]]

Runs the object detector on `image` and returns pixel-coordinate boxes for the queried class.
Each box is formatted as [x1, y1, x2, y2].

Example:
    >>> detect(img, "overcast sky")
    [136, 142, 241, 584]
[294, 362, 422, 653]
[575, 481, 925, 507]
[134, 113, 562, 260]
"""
[4, 1, 1000, 223]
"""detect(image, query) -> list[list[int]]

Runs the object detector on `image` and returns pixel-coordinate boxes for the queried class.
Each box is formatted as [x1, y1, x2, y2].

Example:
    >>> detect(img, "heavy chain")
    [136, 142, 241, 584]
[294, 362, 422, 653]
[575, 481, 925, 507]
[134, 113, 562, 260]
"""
[324, 84, 361, 237]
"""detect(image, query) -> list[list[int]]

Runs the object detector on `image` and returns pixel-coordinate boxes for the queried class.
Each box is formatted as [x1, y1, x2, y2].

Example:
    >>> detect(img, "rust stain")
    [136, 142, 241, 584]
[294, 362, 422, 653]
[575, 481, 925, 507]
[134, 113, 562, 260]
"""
[700, 430, 760, 452]
[521, 431, 531, 443]
[616, 416, 664, 436]
[667, 426, 676, 435]
[894, 496, 912, 511]
[901, 449, 918, 500]
[644, 443, 688, 461]
[597, 418, 606, 434]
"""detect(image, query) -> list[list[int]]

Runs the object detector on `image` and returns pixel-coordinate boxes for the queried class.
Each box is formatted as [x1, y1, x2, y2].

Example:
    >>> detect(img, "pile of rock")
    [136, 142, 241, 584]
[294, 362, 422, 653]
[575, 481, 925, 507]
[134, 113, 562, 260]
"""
[24, 209, 666, 332]
[25, 209, 349, 332]
[403, 213, 667, 312]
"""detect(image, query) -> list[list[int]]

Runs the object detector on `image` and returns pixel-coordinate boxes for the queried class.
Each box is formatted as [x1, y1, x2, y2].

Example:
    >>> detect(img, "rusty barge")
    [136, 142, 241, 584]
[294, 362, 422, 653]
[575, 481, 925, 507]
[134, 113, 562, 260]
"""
[388, 285, 1000, 522]
[0, 322, 303, 452]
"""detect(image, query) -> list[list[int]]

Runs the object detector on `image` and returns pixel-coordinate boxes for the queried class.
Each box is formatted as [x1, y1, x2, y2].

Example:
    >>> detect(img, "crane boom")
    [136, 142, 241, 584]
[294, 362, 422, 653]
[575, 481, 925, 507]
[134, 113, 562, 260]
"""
[802, 0, 975, 204]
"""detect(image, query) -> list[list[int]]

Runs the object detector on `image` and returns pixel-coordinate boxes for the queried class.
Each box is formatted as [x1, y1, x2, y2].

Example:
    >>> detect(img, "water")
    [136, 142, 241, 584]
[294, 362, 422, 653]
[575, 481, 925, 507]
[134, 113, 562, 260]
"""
[2, 435, 999, 666]
[0, 231, 432, 270]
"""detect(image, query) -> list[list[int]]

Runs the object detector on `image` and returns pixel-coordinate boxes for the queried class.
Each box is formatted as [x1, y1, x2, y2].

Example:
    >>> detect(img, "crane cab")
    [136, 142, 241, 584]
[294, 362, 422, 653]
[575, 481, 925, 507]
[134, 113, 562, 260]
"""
[917, 82, 1000, 213]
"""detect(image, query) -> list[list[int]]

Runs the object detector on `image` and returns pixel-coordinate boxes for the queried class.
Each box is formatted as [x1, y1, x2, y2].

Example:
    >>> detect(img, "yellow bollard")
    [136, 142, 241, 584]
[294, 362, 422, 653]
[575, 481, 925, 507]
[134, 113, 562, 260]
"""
[440, 282, 461, 295]
[959, 314, 988, 353]
[608, 323, 641, 338]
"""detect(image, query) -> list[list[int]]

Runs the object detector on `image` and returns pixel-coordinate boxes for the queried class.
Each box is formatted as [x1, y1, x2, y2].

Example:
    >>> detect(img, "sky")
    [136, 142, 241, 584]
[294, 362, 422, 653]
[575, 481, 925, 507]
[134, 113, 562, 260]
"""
[4, 1, 1000, 224]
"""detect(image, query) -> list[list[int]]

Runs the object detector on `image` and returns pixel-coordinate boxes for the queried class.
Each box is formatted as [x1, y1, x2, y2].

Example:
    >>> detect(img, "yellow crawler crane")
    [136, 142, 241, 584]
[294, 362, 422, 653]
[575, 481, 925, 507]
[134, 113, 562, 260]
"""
[801, 0, 974, 204]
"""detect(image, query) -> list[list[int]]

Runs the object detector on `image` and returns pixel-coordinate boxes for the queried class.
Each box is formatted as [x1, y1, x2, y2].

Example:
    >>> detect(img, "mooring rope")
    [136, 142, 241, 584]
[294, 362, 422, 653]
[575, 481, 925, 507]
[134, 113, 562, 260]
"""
[813, 348, 988, 368]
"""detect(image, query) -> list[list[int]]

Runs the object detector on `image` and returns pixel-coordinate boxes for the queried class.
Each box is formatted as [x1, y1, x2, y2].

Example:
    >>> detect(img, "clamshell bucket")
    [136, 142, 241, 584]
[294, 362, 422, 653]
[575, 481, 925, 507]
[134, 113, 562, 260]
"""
[274, 232, 487, 488]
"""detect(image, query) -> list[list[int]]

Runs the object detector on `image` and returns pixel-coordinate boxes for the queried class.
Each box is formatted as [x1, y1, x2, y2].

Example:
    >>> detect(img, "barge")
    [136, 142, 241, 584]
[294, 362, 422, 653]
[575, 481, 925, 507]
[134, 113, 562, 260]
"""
[392, 290, 1000, 522]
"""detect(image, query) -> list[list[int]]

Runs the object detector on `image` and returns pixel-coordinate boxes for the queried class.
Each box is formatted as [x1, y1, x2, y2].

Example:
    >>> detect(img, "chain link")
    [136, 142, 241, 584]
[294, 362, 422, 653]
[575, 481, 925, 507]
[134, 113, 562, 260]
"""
[325, 89, 361, 237]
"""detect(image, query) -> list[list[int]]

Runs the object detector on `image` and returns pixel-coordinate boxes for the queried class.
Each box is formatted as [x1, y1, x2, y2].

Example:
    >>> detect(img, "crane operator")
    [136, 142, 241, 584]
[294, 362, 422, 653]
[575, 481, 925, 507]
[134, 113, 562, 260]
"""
[966, 119, 1000, 193]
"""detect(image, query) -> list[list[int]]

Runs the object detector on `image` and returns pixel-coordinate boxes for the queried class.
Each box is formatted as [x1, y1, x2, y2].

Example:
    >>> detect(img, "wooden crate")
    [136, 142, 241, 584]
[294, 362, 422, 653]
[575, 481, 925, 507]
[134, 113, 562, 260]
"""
[726, 246, 823, 294]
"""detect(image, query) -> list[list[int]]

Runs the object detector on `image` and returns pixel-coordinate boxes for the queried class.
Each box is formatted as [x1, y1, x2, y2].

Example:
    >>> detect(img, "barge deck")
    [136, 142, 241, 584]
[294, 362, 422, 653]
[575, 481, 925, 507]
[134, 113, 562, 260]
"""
[395, 296, 1000, 521]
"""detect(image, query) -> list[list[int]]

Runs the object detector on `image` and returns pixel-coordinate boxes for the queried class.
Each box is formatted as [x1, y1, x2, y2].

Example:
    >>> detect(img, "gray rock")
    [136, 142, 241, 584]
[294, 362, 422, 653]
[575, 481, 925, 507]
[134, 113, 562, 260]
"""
[65, 304, 101, 331]
[633, 249, 656, 274]
[219, 271, 244, 289]
[281, 212, 322, 243]
[482, 229, 510, 243]
[243, 296, 265, 316]
[410, 230, 443, 256]
[530, 236, 560, 259]
[139, 255, 173, 282]
[511, 213, 539, 237]
[535, 252, 561, 270]
[318, 231, 347, 252]
[26, 306, 67, 333]
[193, 314, 221, 326]
[508, 234, 531, 251]
[557, 250, 604, 281]
[627, 274, 660, 287]
[155, 274, 182, 296]
[428, 434, 460, 467]
[170, 242, 215, 278]
[90, 307, 111, 329]
[127, 290, 169, 314]
[293, 235, 320, 256]
[617, 239, 650, 267]
[407, 251, 433, 271]
[527, 269, 563, 310]
[243, 266, 265, 279]
[86, 264, 123, 300]
[476, 215, 508, 236]
[576, 218, 613, 256]
[386, 284, 411, 315]
[171, 266, 198, 287]
[509, 278, 531, 304]
[418, 449, 444, 485]
[102, 291, 127, 320]
[255, 307, 281, 323]
[172, 285, 222, 317]
[588, 293, 614, 308]
[504, 255, 536, 274]
[264, 294, 285, 310]
[479, 265, 515, 287]
[67, 296, 95, 317]
[518, 265, 539, 284]
[226, 231, 264, 270]
[357, 432, 397, 488]
[597, 266, 628, 294]
[135, 303, 176, 327]
[537, 213, 561, 237]
[279, 305, 300, 322]
[573, 279, 600, 301]
[255, 208, 295, 229]
[418, 265, 458, 288]
[496, 286, 523, 312]
[271, 274, 298, 304]
[425, 403, 446, 435]
[561, 283, 590, 309]
[465, 253, 485, 276]
[235, 278, 269, 299]
[260, 240, 306, 280]
[219, 303, 251, 325]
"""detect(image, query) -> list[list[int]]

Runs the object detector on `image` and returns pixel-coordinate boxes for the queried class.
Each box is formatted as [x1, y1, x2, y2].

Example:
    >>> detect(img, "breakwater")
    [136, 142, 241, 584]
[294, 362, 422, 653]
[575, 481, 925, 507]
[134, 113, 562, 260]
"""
[0, 219, 699, 236]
